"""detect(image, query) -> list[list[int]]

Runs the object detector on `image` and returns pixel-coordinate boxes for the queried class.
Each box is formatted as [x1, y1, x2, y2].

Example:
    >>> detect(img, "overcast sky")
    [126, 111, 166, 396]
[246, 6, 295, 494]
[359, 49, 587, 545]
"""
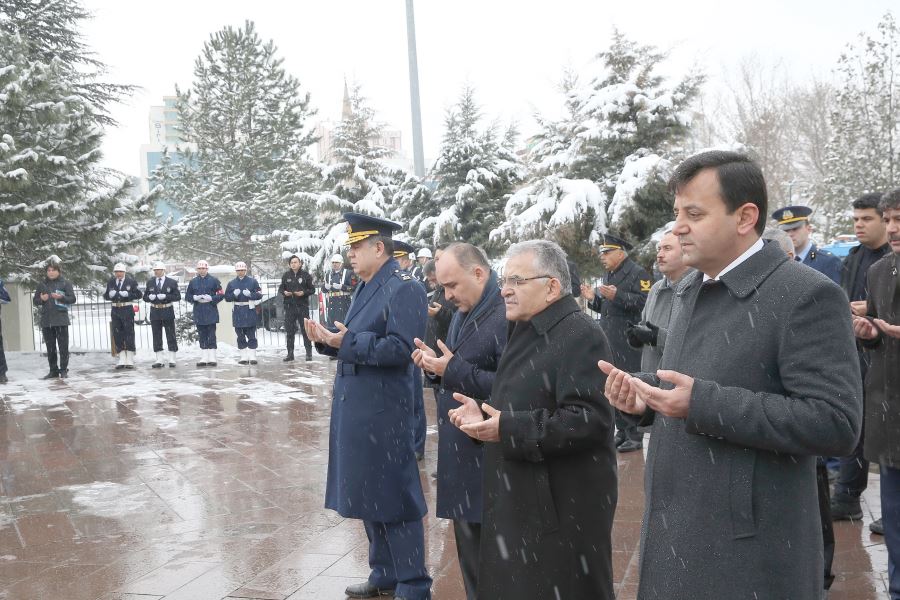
[80, 0, 896, 176]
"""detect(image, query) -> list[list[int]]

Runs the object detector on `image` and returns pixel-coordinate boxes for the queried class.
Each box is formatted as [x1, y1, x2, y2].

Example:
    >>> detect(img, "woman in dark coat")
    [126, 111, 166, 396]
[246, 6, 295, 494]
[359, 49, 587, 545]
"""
[450, 240, 617, 600]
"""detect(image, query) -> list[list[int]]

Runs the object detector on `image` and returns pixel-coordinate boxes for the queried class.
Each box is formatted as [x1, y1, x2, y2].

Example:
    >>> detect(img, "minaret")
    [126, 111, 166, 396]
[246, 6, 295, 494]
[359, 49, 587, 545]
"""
[405, 0, 425, 177]
[342, 77, 352, 120]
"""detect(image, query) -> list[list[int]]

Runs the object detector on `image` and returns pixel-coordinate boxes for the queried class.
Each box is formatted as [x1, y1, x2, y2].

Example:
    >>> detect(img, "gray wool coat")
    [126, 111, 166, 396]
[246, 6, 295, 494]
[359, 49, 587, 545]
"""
[861, 252, 900, 468]
[635, 240, 862, 600]
[638, 270, 694, 373]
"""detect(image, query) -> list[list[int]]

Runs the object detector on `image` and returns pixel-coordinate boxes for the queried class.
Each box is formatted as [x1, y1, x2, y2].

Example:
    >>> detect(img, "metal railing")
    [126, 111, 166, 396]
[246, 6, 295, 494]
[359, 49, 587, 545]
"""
[30, 281, 322, 352]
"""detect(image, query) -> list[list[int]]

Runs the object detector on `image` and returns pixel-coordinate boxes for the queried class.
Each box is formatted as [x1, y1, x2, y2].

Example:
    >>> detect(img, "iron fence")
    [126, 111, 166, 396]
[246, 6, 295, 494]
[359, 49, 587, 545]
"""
[30, 281, 322, 352]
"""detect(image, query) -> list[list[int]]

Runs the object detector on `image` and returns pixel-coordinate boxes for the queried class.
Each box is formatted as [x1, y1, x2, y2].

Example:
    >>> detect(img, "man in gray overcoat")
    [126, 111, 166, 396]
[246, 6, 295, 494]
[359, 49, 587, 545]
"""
[626, 228, 692, 373]
[601, 150, 862, 599]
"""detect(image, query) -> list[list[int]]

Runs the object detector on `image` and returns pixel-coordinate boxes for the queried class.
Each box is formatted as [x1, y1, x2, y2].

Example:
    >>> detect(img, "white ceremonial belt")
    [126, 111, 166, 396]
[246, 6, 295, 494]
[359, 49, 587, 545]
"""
[111, 302, 134, 307]
[234, 302, 251, 306]
[151, 303, 173, 309]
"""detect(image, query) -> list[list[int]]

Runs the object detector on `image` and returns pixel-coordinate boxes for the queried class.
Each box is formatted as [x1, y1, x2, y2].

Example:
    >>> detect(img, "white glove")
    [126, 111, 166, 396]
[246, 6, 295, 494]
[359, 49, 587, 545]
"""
[149, 293, 157, 301]
[242, 289, 251, 297]
[323, 282, 332, 291]
[233, 289, 241, 298]
[157, 293, 166, 301]
[118, 290, 129, 298]
[107, 290, 115, 299]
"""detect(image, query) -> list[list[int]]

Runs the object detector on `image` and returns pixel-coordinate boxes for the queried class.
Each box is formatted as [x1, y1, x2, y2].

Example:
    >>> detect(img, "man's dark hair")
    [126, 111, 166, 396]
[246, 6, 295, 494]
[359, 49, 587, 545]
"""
[46, 263, 61, 273]
[423, 259, 436, 277]
[668, 150, 768, 235]
[852, 192, 884, 215]
[880, 188, 900, 213]
[287, 254, 301, 263]
[445, 242, 490, 270]
[367, 235, 394, 256]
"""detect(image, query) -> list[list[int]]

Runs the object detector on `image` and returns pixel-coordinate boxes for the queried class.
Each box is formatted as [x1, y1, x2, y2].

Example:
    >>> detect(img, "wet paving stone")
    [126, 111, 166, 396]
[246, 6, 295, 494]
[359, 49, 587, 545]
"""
[0, 351, 891, 599]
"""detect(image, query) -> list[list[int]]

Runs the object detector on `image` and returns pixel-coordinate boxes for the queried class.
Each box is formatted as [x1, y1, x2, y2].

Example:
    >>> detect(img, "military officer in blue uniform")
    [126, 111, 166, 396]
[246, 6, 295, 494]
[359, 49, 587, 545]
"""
[580, 233, 651, 452]
[185, 260, 224, 367]
[304, 213, 430, 600]
[395, 240, 428, 461]
[144, 261, 181, 368]
[105, 263, 142, 370]
[225, 261, 263, 365]
[322, 253, 356, 326]
[772, 205, 843, 284]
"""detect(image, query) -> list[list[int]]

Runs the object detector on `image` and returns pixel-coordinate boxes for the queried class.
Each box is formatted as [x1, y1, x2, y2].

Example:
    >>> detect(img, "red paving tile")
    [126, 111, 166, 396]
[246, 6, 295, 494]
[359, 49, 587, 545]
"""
[0, 354, 890, 599]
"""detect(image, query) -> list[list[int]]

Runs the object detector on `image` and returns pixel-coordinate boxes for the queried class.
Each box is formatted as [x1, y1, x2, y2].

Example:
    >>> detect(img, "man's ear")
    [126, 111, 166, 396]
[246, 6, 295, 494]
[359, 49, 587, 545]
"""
[736, 202, 760, 236]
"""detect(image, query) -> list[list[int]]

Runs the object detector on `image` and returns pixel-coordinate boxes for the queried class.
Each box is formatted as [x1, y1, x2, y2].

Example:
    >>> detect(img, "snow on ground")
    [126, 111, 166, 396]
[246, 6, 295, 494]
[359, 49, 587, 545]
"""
[0, 349, 329, 413]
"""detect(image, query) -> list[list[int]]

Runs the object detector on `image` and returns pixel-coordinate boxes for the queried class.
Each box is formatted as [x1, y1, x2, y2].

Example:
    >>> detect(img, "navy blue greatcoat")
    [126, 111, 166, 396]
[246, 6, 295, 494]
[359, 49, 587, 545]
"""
[317, 258, 428, 522]
[431, 286, 507, 522]
[185, 275, 224, 326]
[224, 276, 263, 328]
[802, 244, 842, 284]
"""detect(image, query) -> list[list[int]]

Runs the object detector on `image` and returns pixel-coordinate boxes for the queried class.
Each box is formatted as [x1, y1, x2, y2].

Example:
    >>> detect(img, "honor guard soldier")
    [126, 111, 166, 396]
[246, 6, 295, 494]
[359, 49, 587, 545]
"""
[322, 253, 356, 325]
[225, 262, 263, 365]
[395, 240, 427, 460]
[580, 232, 651, 452]
[772, 205, 843, 283]
[185, 260, 224, 367]
[145, 261, 181, 368]
[412, 248, 431, 286]
[105, 263, 142, 370]
[278, 254, 316, 361]
[303, 212, 431, 600]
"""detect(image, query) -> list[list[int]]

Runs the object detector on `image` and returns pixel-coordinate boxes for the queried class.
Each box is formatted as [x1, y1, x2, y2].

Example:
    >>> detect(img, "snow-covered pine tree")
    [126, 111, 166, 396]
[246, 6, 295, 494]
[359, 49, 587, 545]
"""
[416, 87, 522, 254]
[822, 12, 900, 236]
[0, 28, 158, 284]
[159, 21, 318, 269]
[274, 83, 418, 275]
[503, 30, 702, 256]
[0, 0, 134, 126]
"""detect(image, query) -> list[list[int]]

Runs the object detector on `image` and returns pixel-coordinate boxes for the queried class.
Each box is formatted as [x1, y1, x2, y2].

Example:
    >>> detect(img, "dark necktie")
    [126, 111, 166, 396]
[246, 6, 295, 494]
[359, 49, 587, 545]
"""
[795, 256, 801, 262]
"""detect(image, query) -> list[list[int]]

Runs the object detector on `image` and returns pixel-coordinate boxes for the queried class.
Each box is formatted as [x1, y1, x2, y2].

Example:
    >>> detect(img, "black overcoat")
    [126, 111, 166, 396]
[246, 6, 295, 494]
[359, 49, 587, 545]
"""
[862, 253, 900, 468]
[478, 294, 617, 600]
[588, 256, 651, 371]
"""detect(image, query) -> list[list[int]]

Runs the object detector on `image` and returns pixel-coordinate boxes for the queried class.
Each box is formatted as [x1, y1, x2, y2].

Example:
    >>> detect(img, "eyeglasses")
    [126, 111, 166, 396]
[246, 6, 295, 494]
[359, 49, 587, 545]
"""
[498, 275, 552, 289]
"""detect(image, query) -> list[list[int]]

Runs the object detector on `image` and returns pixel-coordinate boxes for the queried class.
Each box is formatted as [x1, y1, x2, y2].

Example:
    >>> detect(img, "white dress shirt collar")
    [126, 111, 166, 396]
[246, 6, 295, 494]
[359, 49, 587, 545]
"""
[703, 238, 765, 282]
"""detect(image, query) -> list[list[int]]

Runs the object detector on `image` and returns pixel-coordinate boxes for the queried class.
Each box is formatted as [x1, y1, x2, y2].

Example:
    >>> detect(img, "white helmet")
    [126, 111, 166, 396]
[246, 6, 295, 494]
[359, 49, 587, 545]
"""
[234, 261, 247, 271]
[113, 262, 127, 272]
[152, 261, 165, 270]
[331, 254, 344, 263]
[417, 248, 433, 259]
[196, 260, 209, 269]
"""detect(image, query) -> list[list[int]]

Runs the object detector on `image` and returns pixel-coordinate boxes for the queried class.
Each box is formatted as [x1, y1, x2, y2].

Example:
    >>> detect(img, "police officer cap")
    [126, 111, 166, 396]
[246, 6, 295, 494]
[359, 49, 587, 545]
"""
[152, 261, 165, 270]
[234, 261, 247, 271]
[771, 205, 812, 230]
[196, 260, 209, 269]
[343, 212, 402, 246]
[598, 233, 632, 253]
[393, 240, 415, 258]
[417, 248, 433, 259]
[331, 254, 344, 264]
[113, 262, 127, 272]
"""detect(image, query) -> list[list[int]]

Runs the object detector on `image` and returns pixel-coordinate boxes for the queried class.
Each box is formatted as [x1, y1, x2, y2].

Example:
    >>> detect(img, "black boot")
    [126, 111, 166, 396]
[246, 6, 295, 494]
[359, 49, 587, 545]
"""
[305, 349, 313, 361]
[284, 338, 295, 362]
